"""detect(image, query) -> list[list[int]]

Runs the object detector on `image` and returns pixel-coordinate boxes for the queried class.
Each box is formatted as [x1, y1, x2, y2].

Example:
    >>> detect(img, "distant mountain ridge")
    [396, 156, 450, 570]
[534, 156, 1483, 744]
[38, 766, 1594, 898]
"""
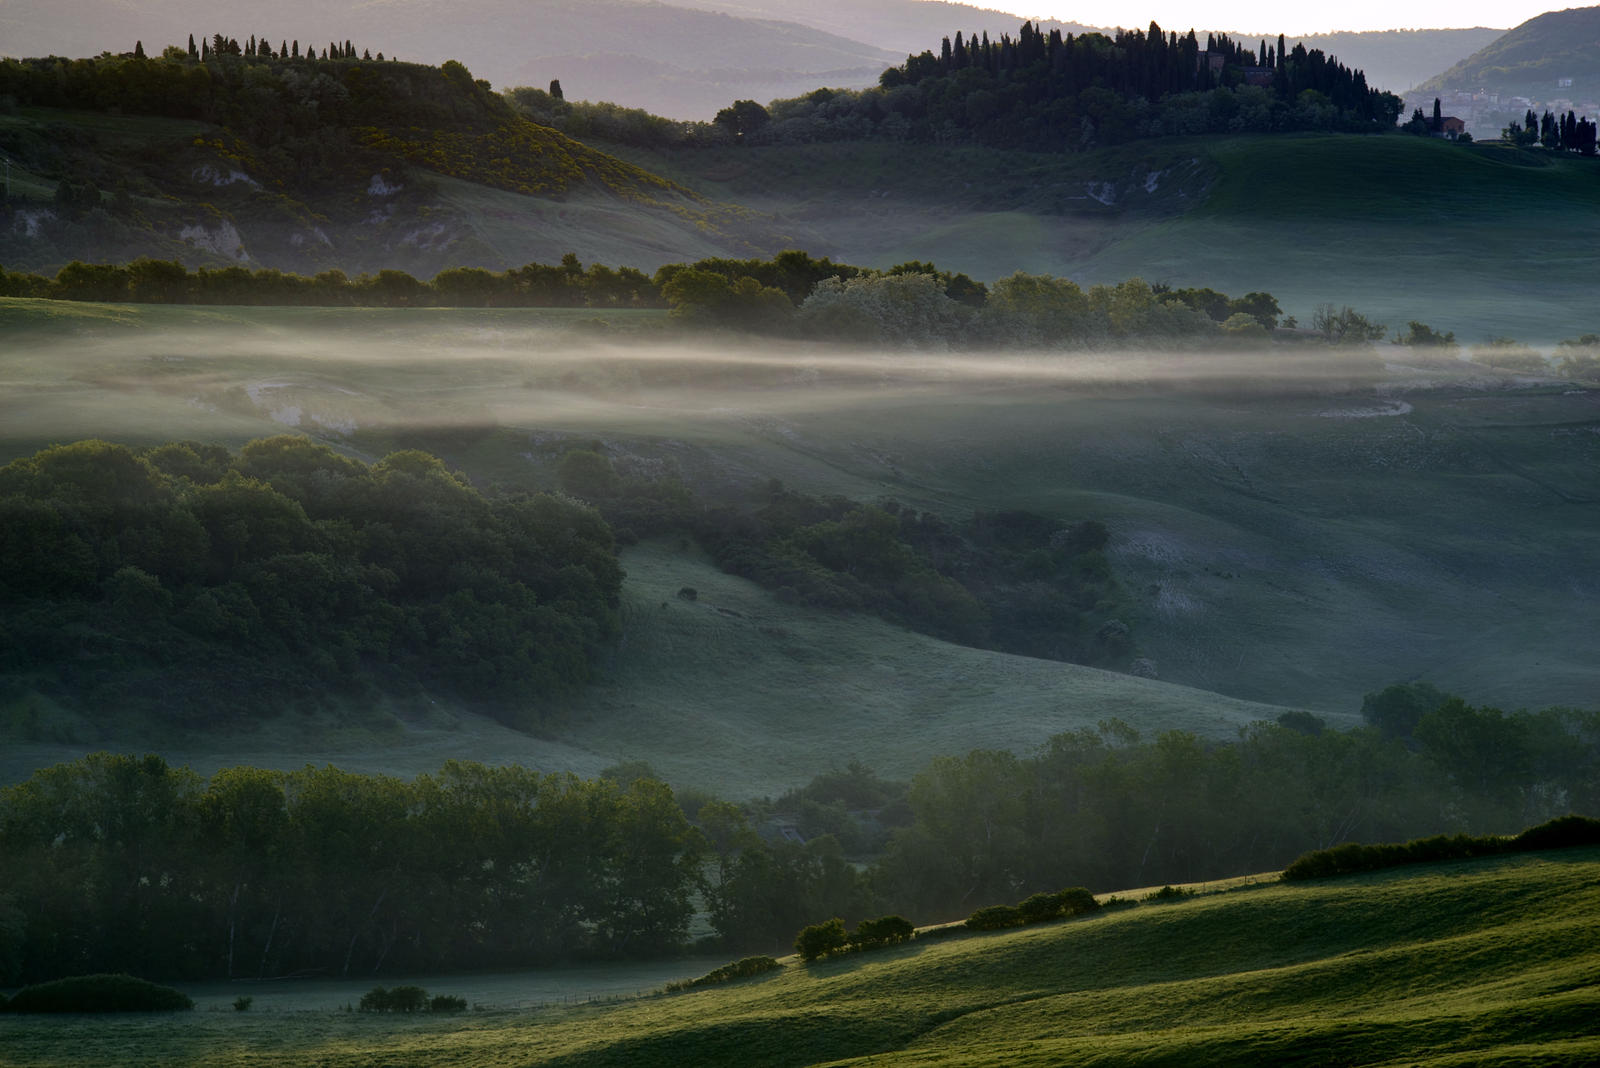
[0, 0, 1500, 116]
[1412, 6, 1600, 99]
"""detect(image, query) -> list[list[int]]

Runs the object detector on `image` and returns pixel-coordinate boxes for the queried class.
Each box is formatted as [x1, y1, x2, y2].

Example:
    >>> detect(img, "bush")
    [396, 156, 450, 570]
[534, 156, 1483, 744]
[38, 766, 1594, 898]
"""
[1150, 885, 1196, 901]
[232, 995, 253, 1011]
[1512, 815, 1600, 851]
[966, 904, 1025, 931]
[358, 985, 428, 1013]
[794, 918, 848, 962]
[1017, 887, 1100, 923]
[4, 974, 193, 1013]
[429, 994, 468, 1013]
[668, 955, 782, 991]
[851, 915, 914, 948]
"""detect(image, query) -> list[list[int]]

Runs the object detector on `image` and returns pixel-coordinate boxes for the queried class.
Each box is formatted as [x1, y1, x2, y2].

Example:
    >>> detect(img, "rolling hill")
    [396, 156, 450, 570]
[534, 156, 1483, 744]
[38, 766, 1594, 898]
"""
[1413, 5, 1600, 101]
[2, 298, 1596, 794]
[0, 0, 901, 119]
[3, 846, 1595, 1065]
[0, 0, 1499, 119]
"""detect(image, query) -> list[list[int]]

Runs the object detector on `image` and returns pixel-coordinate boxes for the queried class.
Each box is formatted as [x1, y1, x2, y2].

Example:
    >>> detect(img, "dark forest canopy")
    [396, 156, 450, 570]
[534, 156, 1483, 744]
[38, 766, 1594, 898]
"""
[0, 437, 622, 731]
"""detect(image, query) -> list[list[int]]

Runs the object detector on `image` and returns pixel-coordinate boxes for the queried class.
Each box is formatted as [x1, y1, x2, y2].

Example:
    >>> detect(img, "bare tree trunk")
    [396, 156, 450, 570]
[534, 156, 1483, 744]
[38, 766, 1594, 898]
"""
[258, 904, 280, 979]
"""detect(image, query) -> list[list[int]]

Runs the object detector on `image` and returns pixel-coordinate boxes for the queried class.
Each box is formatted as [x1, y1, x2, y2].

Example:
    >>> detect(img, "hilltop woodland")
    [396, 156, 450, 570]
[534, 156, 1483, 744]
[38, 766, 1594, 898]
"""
[0, 437, 623, 731]
[0, 684, 1595, 984]
[511, 21, 1403, 150]
[1, 250, 1290, 350]
[0, 40, 680, 270]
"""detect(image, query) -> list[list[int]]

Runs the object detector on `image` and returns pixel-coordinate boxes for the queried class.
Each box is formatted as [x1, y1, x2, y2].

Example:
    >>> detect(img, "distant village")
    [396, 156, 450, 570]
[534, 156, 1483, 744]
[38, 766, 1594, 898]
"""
[1406, 84, 1600, 140]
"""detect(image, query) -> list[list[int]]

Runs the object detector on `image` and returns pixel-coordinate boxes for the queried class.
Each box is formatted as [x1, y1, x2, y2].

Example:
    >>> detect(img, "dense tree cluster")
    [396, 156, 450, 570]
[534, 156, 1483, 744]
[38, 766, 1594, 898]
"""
[0, 756, 699, 984]
[0, 437, 621, 730]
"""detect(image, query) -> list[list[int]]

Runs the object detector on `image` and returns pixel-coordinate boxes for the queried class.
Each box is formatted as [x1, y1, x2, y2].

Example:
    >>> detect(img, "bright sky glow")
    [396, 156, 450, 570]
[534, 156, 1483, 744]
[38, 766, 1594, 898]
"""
[990, 1, 1570, 34]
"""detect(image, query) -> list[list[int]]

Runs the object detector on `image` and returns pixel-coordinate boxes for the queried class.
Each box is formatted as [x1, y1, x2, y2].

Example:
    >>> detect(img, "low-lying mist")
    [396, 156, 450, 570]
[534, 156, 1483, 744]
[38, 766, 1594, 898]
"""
[1, 316, 1420, 454]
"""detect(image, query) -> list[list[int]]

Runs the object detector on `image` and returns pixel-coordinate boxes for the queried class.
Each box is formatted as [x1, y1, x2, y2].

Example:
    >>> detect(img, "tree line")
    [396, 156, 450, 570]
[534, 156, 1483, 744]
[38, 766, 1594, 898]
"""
[705, 685, 1599, 946]
[0, 255, 660, 308]
[3, 682, 1594, 983]
[0, 436, 621, 732]
[1501, 106, 1599, 155]
[0, 756, 699, 984]
[1, 250, 1292, 350]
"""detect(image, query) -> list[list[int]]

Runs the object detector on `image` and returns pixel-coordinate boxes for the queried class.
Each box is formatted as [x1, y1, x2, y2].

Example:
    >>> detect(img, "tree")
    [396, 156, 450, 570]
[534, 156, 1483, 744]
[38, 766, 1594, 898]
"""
[1395, 321, 1457, 351]
[1361, 681, 1452, 739]
[1311, 304, 1385, 344]
[1431, 97, 1441, 133]
[549, 79, 564, 101]
[714, 99, 770, 143]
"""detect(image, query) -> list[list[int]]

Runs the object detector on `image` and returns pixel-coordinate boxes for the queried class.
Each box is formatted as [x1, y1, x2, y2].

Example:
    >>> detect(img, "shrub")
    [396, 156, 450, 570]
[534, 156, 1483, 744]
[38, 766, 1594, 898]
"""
[429, 994, 468, 1013]
[232, 995, 253, 1011]
[4, 974, 193, 1013]
[1150, 885, 1195, 901]
[360, 986, 429, 1013]
[1017, 887, 1100, 923]
[966, 904, 1025, 931]
[794, 918, 848, 962]
[668, 955, 783, 991]
[1513, 815, 1600, 851]
[851, 915, 914, 948]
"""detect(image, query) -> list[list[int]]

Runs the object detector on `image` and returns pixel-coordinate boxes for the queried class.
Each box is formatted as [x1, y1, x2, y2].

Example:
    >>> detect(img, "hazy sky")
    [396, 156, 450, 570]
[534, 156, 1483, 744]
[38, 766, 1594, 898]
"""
[989, 1, 1555, 34]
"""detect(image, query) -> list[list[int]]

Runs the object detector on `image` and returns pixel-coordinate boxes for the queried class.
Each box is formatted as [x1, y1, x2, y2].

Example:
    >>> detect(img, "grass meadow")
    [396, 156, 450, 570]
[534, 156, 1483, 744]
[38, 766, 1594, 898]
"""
[3, 848, 1595, 1066]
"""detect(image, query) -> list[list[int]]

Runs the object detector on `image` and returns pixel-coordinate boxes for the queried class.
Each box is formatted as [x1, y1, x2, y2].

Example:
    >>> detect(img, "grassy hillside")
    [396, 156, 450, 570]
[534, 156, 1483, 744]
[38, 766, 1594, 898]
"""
[3, 848, 1595, 1065]
[1413, 6, 1600, 100]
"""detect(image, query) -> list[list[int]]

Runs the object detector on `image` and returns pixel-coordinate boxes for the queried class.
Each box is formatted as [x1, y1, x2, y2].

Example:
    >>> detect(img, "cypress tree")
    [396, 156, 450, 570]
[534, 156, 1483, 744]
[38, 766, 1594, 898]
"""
[134, 40, 145, 59]
[187, 33, 197, 59]
[1277, 33, 1286, 71]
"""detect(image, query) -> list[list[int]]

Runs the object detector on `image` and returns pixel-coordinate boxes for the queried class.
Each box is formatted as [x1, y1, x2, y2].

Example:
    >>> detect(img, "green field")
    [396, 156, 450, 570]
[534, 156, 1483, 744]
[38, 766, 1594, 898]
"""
[3, 296, 1596, 793]
[4, 849, 1595, 1066]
